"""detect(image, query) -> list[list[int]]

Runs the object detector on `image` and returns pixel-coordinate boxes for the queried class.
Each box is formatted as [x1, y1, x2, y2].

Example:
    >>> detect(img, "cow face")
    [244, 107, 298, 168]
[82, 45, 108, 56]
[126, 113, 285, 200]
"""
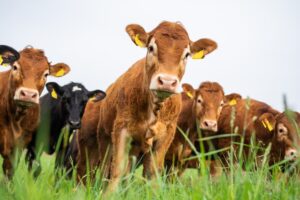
[260, 112, 300, 161]
[46, 82, 106, 129]
[126, 21, 217, 95]
[182, 82, 224, 132]
[274, 112, 300, 161]
[0, 46, 70, 107]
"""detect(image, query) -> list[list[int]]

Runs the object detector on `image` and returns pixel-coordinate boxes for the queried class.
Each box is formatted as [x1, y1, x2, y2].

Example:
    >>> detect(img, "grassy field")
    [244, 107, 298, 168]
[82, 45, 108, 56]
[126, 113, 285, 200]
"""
[0, 143, 299, 200]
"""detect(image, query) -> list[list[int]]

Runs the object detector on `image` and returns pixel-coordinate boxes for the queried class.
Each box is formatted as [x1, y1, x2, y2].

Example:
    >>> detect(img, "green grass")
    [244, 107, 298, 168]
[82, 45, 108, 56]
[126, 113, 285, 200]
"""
[0, 99, 299, 200]
[0, 149, 299, 200]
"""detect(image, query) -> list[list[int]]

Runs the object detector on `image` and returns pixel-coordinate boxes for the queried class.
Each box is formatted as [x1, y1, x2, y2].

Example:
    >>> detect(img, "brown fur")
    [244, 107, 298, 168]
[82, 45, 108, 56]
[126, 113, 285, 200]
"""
[0, 47, 70, 178]
[76, 21, 217, 192]
[163, 82, 225, 176]
[198, 99, 300, 173]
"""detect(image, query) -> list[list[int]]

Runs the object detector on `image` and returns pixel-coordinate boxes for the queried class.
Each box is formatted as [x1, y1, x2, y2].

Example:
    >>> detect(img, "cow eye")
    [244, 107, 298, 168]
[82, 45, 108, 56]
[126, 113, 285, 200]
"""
[184, 52, 190, 60]
[13, 65, 18, 71]
[44, 72, 49, 78]
[278, 128, 285, 134]
[197, 99, 202, 104]
[277, 124, 288, 137]
[148, 46, 154, 53]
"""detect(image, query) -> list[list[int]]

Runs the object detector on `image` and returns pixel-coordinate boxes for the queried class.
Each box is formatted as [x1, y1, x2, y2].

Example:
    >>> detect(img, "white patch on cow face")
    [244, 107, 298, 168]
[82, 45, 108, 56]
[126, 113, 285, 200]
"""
[72, 85, 82, 92]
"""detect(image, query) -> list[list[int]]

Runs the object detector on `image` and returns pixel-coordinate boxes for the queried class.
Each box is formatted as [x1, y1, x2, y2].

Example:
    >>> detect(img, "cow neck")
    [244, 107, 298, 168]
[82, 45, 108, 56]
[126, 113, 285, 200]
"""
[132, 59, 157, 120]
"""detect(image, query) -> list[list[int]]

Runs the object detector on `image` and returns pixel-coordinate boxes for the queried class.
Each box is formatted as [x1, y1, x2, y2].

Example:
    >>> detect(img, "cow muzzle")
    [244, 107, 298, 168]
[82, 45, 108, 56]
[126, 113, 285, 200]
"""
[285, 148, 298, 161]
[14, 87, 39, 106]
[68, 119, 81, 129]
[200, 119, 218, 132]
[150, 74, 179, 94]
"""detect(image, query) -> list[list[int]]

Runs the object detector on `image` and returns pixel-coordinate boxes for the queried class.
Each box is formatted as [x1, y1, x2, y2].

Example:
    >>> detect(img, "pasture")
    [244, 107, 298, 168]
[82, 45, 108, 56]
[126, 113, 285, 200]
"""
[0, 121, 299, 200]
[1, 1, 300, 199]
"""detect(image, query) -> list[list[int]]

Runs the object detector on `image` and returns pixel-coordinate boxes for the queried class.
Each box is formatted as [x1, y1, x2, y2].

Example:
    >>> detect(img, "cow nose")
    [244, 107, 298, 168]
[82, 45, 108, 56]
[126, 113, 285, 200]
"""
[285, 149, 297, 160]
[202, 120, 218, 132]
[68, 120, 81, 128]
[15, 87, 39, 104]
[157, 75, 178, 92]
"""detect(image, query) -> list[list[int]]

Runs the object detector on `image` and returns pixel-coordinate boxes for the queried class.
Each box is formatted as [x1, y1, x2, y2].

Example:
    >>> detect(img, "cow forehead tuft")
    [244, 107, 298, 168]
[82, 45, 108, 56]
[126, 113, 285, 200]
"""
[72, 85, 82, 92]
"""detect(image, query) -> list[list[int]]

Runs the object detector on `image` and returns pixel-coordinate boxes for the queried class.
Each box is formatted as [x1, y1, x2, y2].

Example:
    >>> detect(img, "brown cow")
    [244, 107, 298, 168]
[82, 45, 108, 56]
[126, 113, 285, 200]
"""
[163, 82, 225, 176]
[211, 99, 300, 172]
[0, 45, 70, 178]
[76, 21, 217, 192]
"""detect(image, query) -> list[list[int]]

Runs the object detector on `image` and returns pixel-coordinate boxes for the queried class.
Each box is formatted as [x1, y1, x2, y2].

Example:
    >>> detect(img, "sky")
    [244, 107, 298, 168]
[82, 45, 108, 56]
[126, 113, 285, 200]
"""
[1, 0, 299, 111]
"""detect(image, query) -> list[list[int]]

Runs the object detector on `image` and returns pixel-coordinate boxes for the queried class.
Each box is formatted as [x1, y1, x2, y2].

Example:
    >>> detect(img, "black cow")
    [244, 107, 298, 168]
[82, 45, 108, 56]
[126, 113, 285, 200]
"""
[26, 82, 106, 175]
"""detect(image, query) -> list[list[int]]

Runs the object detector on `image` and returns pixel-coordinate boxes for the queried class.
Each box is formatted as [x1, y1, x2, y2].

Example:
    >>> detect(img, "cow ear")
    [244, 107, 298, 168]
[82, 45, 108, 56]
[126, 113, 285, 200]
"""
[182, 83, 195, 99]
[126, 24, 148, 48]
[225, 93, 242, 106]
[49, 63, 70, 77]
[0, 45, 20, 66]
[88, 90, 106, 102]
[190, 38, 217, 59]
[46, 82, 64, 99]
[259, 112, 276, 132]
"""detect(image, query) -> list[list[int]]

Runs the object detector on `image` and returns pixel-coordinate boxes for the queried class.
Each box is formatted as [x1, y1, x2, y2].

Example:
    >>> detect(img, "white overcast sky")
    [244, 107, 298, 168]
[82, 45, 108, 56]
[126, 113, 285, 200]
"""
[1, 0, 299, 111]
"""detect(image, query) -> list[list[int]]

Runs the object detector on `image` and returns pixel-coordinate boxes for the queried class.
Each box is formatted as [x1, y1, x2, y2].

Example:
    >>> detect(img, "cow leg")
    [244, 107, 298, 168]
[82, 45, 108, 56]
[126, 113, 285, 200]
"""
[77, 131, 102, 183]
[143, 122, 176, 179]
[106, 128, 128, 193]
[25, 143, 42, 178]
[77, 136, 90, 182]
[2, 155, 13, 179]
[97, 131, 112, 180]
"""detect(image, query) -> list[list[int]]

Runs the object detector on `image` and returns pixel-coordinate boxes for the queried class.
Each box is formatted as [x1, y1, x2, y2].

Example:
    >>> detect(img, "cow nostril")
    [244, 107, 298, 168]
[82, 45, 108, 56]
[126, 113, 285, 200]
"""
[20, 90, 26, 97]
[171, 80, 177, 87]
[32, 93, 37, 98]
[204, 121, 209, 127]
[158, 76, 164, 86]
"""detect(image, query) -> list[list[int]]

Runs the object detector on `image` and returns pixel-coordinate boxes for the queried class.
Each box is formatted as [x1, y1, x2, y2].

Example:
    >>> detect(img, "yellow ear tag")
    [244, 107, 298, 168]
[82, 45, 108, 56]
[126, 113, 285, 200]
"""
[264, 119, 274, 132]
[89, 96, 96, 101]
[186, 91, 193, 99]
[192, 50, 205, 59]
[134, 34, 145, 47]
[51, 89, 58, 99]
[229, 99, 237, 106]
[55, 69, 65, 77]
[261, 120, 267, 128]
[262, 119, 273, 132]
[0, 56, 9, 67]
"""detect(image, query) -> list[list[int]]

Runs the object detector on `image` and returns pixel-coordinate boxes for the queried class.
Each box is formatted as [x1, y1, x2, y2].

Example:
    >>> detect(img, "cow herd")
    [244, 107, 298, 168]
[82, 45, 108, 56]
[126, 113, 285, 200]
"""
[0, 21, 299, 193]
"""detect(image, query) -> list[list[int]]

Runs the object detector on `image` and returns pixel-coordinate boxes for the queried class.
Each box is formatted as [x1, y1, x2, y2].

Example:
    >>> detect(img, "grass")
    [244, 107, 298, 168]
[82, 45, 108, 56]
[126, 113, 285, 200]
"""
[0, 99, 299, 200]
[0, 141, 299, 200]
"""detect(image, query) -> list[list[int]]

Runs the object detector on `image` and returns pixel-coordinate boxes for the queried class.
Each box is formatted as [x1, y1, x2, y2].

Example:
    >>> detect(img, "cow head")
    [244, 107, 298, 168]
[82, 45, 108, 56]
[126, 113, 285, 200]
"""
[259, 111, 300, 161]
[126, 21, 217, 96]
[0, 45, 70, 107]
[182, 82, 224, 132]
[46, 82, 106, 129]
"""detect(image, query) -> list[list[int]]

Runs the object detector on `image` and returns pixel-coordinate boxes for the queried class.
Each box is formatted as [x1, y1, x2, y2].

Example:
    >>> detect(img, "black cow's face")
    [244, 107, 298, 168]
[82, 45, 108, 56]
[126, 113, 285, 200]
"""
[46, 82, 106, 129]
